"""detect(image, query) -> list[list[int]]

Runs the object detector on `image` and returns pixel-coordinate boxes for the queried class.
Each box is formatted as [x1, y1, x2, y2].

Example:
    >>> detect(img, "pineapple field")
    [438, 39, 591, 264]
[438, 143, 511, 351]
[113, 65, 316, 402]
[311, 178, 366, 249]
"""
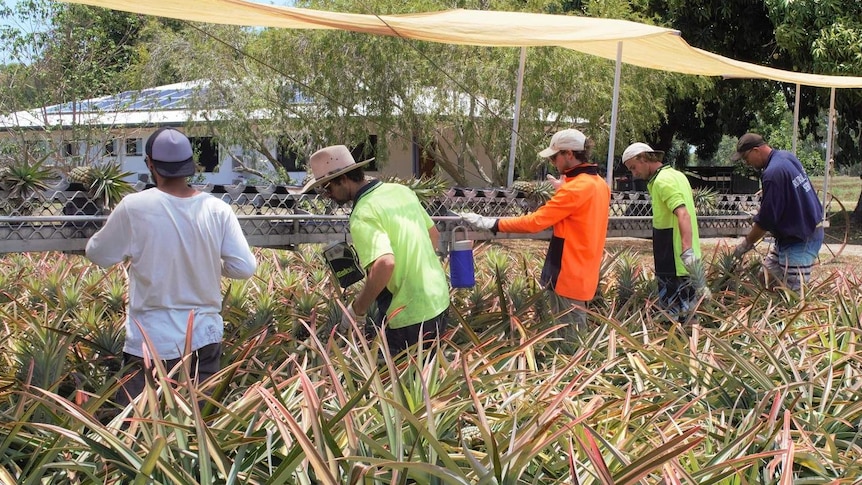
[0, 238, 860, 484]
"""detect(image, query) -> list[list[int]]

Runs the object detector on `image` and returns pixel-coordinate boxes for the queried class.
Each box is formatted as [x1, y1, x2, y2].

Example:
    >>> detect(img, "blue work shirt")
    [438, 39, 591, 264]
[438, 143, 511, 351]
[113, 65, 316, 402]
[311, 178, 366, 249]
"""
[754, 149, 822, 244]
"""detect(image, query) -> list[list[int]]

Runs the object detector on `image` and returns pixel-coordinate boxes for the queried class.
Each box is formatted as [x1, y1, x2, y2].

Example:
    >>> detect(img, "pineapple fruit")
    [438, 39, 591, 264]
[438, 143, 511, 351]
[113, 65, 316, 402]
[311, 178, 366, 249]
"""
[512, 180, 554, 202]
[67, 166, 95, 185]
[461, 425, 484, 449]
[510, 180, 533, 193]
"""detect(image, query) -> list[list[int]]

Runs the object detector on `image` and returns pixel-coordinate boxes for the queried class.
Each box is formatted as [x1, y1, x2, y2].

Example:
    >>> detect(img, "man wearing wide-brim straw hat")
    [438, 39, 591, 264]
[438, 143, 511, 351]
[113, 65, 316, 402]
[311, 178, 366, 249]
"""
[303, 145, 450, 356]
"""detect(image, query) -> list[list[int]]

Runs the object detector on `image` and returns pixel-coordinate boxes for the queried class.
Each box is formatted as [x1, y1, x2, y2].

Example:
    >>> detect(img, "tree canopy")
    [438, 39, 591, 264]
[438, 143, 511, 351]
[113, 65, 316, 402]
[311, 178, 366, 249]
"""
[1, 0, 860, 182]
[130, 0, 703, 184]
[767, 0, 862, 167]
[0, 1, 147, 110]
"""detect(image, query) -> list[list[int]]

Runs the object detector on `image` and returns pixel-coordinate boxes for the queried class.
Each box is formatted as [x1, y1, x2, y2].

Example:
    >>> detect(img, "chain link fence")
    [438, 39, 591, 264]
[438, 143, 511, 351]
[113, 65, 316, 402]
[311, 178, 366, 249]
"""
[0, 183, 756, 253]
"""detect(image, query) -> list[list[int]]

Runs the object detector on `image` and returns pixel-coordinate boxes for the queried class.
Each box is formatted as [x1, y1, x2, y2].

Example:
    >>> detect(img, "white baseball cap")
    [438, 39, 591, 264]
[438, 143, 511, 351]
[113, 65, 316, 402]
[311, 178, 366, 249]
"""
[538, 129, 586, 158]
[622, 142, 664, 164]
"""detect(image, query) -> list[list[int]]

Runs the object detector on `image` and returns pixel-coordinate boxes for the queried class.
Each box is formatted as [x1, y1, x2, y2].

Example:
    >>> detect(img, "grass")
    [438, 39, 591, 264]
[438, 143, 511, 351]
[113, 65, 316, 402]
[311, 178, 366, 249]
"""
[811, 175, 860, 211]
[810, 175, 862, 247]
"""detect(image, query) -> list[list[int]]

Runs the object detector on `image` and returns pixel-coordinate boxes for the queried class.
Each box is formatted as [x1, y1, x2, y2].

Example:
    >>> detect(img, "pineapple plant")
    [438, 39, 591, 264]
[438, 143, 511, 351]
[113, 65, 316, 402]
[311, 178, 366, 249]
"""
[87, 163, 134, 209]
[692, 186, 719, 215]
[64, 163, 134, 213]
[4, 242, 862, 483]
[0, 157, 54, 215]
[613, 248, 646, 305]
[383, 174, 450, 204]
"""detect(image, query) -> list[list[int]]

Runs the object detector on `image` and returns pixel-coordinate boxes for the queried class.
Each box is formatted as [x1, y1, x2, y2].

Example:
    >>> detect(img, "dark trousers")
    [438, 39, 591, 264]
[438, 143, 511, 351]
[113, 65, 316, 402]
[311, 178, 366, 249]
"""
[379, 310, 449, 356]
[653, 226, 695, 316]
[115, 343, 221, 406]
[657, 275, 695, 314]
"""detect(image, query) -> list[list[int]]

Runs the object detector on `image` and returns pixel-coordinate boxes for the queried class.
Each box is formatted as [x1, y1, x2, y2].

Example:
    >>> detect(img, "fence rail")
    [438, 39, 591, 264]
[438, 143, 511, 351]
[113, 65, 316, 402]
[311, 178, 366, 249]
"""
[0, 185, 757, 253]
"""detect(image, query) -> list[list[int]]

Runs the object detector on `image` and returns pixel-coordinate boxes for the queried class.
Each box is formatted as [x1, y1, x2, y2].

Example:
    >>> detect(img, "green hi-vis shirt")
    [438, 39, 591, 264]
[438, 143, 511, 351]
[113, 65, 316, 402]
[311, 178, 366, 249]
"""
[647, 165, 701, 276]
[350, 182, 450, 329]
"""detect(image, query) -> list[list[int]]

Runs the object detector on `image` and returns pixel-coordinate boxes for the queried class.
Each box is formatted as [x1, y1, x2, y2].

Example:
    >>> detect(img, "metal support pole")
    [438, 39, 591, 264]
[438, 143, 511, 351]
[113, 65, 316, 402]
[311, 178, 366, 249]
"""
[507, 46, 527, 187]
[792, 83, 800, 155]
[822, 87, 836, 222]
[606, 41, 623, 187]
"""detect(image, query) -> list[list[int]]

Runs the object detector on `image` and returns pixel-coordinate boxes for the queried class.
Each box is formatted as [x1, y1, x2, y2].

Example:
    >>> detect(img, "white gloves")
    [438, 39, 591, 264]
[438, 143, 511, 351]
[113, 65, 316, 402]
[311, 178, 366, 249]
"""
[339, 302, 365, 332]
[733, 240, 754, 259]
[681, 248, 696, 268]
[460, 212, 497, 231]
[546, 174, 565, 190]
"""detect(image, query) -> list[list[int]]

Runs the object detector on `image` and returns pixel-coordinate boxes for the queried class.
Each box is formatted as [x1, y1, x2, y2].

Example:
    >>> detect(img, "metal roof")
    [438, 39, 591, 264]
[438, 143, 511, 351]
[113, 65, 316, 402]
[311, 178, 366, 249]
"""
[0, 80, 315, 130]
[43, 86, 197, 114]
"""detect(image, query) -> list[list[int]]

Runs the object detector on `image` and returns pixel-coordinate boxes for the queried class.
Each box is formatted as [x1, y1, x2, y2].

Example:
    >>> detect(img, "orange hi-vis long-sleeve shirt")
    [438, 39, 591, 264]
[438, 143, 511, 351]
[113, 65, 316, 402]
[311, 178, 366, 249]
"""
[497, 165, 610, 301]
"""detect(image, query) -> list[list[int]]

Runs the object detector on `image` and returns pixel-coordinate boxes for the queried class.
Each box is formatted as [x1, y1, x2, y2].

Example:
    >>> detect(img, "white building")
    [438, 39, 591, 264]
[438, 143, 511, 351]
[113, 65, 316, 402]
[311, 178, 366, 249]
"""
[0, 81, 498, 187]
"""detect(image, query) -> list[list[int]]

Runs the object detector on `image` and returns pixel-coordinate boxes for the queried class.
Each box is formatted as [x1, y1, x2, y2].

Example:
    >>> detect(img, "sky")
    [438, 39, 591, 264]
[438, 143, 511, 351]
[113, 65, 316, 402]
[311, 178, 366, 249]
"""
[1, 0, 51, 64]
[0, 0, 297, 64]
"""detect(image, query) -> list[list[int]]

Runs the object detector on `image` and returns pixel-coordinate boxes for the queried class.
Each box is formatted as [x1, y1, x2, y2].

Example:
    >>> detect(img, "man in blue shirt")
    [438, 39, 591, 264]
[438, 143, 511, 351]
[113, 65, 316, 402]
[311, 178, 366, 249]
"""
[732, 133, 823, 290]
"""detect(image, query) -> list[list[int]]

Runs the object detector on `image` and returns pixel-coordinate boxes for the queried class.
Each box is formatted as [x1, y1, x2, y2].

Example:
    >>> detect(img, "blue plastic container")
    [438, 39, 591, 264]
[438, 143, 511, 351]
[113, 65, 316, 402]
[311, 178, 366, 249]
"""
[450, 227, 475, 288]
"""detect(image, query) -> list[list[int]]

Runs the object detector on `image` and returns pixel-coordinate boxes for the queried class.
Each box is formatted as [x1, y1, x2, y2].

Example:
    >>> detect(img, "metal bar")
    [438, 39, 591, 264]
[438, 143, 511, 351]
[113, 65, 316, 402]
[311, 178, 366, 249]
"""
[606, 41, 623, 186]
[823, 87, 836, 222]
[0, 215, 752, 246]
[507, 46, 528, 188]
[0, 214, 750, 225]
[0, 187, 756, 253]
[792, 83, 800, 155]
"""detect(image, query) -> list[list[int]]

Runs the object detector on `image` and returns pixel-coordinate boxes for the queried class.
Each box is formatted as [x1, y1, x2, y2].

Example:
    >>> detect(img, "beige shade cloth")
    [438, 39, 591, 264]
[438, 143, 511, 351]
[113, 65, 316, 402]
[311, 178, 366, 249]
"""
[63, 0, 862, 89]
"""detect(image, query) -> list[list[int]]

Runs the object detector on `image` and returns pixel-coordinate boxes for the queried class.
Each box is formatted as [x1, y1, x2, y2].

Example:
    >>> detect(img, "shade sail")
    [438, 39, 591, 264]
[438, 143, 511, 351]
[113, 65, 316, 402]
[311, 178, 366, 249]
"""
[63, 0, 862, 88]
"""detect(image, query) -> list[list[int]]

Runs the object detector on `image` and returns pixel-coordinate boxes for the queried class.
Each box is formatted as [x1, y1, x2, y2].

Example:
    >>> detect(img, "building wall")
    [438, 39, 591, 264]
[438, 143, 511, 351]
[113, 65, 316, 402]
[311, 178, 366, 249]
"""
[381, 132, 497, 186]
[0, 125, 499, 187]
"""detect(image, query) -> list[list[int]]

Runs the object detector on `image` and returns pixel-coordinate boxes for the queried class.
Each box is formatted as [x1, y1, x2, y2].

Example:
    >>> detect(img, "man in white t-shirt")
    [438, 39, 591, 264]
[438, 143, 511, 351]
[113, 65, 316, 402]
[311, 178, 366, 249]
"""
[86, 128, 257, 406]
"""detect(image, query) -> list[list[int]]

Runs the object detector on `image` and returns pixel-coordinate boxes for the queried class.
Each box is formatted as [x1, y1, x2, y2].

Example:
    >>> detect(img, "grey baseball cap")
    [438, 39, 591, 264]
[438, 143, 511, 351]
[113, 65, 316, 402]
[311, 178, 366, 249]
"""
[145, 127, 195, 178]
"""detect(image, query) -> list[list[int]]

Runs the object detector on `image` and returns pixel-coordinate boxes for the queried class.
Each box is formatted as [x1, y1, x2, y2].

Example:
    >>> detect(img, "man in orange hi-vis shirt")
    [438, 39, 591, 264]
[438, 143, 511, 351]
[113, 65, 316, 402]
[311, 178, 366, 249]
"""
[461, 128, 610, 337]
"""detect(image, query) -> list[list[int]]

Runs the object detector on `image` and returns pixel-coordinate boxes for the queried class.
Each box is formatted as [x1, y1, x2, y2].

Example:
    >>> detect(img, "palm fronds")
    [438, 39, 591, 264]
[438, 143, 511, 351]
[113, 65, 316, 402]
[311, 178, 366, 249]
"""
[383, 175, 450, 204]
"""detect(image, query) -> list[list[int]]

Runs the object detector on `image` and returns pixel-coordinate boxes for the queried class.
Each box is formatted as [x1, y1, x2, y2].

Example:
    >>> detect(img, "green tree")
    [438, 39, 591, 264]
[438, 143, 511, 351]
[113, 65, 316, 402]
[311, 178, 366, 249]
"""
[764, 0, 862, 218]
[645, 0, 861, 172]
[0, 0, 147, 108]
[0, 0, 151, 171]
[635, 0, 786, 159]
[134, 0, 698, 185]
[767, 0, 862, 166]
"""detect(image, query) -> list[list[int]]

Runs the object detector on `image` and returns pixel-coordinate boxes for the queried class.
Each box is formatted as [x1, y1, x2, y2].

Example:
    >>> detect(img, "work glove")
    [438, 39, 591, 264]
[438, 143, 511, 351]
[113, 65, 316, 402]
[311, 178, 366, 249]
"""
[681, 248, 697, 268]
[733, 240, 754, 260]
[339, 302, 365, 332]
[546, 174, 566, 190]
[460, 212, 497, 231]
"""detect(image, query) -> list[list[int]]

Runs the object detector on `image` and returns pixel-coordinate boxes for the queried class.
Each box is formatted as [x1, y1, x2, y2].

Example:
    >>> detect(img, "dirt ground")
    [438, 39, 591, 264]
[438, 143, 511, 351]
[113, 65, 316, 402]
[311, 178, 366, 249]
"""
[607, 236, 862, 274]
[491, 236, 862, 277]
